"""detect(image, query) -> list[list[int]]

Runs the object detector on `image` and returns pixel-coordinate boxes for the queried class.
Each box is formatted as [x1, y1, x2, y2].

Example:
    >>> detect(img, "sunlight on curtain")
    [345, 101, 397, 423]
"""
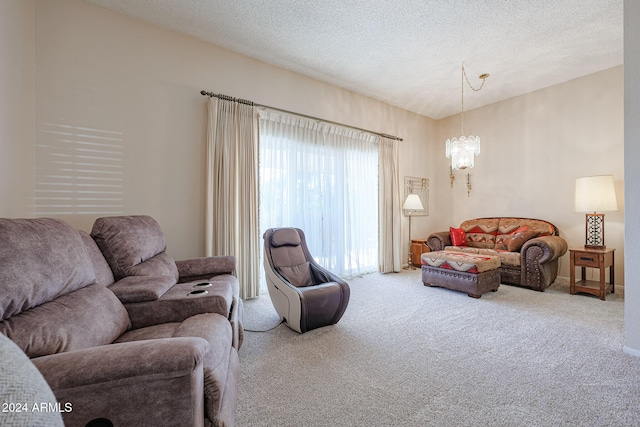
[206, 97, 260, 299]
[378, 137, 402, 272]
[259, 111, 379, 278]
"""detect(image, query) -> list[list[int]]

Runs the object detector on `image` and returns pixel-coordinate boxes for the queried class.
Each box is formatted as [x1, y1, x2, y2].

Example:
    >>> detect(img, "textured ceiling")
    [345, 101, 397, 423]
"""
[85, 0, 623, 120]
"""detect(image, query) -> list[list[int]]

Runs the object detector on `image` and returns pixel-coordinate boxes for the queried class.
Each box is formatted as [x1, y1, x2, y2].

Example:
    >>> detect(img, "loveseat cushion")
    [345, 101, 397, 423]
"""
[91, 215, 179, 282]
[0, 218, 96, 321]
[495, 218, 554, 250]
[459, 218, 499, 248]
[505, 226, 539, 252]
[0, 285, 131, 358]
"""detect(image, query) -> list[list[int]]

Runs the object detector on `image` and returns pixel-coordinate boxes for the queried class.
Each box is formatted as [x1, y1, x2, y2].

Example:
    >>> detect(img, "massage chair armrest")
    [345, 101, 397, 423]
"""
[297, 281, 346, 294]
[32, 337, 209, 391]
[521, 235, 568, 264]
[427, 231, 451, 251]
[176, 256, 237, 283]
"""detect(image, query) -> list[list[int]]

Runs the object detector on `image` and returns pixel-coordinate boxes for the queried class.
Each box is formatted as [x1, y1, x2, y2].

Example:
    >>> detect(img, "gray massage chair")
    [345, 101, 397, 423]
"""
[263, 227, 350, 333]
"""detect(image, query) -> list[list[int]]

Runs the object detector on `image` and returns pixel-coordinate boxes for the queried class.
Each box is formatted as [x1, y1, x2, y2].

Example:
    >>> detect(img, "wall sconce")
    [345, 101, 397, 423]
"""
[466, 173, 472, 197]
[574, 175, 618, 249]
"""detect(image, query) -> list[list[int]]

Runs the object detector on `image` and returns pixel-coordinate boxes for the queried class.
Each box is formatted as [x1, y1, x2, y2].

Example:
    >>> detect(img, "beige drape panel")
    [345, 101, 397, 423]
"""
[206, 97, 260, 299]
[378, 137, 402, 273]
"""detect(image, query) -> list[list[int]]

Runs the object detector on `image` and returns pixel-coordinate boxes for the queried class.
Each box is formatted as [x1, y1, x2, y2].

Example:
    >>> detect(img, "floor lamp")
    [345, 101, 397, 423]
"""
[403, 193, 424, 270]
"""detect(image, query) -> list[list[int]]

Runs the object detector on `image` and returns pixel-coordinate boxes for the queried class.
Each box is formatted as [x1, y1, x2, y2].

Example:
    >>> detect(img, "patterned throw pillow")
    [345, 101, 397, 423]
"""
[450, 227, 467, 246]
[505, 226, 539, 252]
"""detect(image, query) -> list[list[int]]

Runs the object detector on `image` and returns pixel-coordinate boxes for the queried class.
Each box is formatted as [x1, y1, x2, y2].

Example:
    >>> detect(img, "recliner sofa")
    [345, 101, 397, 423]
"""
[0, 217, 241, 427]
[90, 215, 243, 349]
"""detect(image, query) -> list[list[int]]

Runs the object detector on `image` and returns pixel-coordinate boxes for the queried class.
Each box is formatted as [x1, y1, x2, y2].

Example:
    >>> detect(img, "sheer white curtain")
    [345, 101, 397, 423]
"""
[259, 111, 379, 278]
[206, 97, 260, 299]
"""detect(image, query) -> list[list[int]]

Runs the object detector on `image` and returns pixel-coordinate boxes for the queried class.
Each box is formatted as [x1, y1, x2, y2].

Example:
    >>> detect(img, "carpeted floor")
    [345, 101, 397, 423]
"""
[237, 270, 638, 426]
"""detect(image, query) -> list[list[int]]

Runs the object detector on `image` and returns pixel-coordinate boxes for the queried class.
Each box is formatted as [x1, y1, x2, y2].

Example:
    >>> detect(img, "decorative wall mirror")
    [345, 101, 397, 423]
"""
[403, 176, 429, 216]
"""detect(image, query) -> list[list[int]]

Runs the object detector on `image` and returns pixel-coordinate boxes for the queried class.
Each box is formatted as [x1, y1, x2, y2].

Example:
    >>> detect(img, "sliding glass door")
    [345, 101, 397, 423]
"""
[258, 111, 379, 279]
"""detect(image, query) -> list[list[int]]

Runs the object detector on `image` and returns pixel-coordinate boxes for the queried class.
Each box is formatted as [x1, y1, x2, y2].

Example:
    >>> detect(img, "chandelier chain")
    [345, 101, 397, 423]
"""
[459, 65, 488, 135]
[460, 67, 465, 135]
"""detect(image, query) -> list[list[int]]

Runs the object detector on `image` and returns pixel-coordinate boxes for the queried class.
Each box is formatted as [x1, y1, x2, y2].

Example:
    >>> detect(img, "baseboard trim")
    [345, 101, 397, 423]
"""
[623, 345, 640, 358]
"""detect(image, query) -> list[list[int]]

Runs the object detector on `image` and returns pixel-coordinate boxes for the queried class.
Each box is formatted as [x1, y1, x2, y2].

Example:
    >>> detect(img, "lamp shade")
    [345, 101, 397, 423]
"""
[403, 193, 424, 211]
[574, 175, 618, 213]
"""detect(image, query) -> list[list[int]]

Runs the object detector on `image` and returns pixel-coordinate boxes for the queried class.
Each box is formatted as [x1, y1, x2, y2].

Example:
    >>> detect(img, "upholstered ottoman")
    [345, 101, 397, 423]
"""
[421, 251, 501, 298]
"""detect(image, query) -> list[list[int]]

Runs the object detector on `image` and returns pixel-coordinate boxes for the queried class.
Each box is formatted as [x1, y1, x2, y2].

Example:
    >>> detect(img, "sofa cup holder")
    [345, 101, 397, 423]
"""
[188, 289, 209, 297]
[194, 282, 213, 288]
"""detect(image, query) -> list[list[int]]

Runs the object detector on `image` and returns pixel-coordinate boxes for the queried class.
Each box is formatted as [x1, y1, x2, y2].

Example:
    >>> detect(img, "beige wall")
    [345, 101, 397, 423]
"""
[435, 67, 625, 287]
[0, 0, 35, 218]
[28, 0, 437, 260]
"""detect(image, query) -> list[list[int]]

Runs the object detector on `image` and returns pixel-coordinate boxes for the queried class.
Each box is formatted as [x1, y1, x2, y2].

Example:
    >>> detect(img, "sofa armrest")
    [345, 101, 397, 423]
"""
[521, 235, 568, 264]
[32, 337, 208, 427]
[176, 256, 236, 283]
[32, 337, 208, 390]
[427, 231, 451, 251]
[108, 275, 176, 303]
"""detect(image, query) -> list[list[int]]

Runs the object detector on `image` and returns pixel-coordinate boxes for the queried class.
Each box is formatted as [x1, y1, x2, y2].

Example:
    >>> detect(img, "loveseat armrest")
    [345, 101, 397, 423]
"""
[521, 235, 568, 263]
[32, 337, 209, 427]
[176, 256, 236, 283]
[427, 231, 451, 252]
[520, 235, 568, 291]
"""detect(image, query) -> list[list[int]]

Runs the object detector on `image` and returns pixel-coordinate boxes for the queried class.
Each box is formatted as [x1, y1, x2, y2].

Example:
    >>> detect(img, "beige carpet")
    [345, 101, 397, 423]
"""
[238, 270, 638, 426]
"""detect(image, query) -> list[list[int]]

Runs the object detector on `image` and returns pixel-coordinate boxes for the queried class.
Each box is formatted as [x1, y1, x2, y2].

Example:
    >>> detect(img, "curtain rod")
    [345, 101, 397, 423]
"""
[200, 90, 403, 142]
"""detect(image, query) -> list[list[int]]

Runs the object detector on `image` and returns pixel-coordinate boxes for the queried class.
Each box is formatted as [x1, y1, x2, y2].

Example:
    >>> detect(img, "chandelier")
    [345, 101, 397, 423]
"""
[446, 65, 489, 170]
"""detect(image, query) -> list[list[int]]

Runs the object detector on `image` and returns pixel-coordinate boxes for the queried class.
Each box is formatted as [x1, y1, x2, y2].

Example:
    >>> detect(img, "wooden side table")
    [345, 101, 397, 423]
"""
[411, 239, 430, 268]
[569, 247, 615, 300]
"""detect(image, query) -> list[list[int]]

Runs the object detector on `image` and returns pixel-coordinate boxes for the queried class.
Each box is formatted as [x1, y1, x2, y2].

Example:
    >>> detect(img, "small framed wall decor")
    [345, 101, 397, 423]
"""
[404, 176, 428, 216]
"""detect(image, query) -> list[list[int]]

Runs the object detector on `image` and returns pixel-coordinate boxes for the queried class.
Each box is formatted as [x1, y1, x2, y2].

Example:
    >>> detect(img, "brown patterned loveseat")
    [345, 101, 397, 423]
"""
[426, 217, 568, 291]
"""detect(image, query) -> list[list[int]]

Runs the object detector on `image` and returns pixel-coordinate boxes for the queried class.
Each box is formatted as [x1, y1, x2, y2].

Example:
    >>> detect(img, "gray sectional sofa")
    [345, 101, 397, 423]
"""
[0, 216, 242, 427]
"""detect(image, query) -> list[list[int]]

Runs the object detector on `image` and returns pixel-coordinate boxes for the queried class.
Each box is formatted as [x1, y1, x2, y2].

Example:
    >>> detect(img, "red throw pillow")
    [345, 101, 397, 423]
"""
[506, 226, 538, 252]
[450, 227, 467, 246]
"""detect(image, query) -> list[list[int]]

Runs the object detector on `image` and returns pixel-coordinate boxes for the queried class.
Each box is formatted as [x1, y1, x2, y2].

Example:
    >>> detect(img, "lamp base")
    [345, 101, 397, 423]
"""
[403, 252, 416, 270]
[585, 213, 606, 249]
[584, 244, 606, 250]
[404, 214, 416, 270]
